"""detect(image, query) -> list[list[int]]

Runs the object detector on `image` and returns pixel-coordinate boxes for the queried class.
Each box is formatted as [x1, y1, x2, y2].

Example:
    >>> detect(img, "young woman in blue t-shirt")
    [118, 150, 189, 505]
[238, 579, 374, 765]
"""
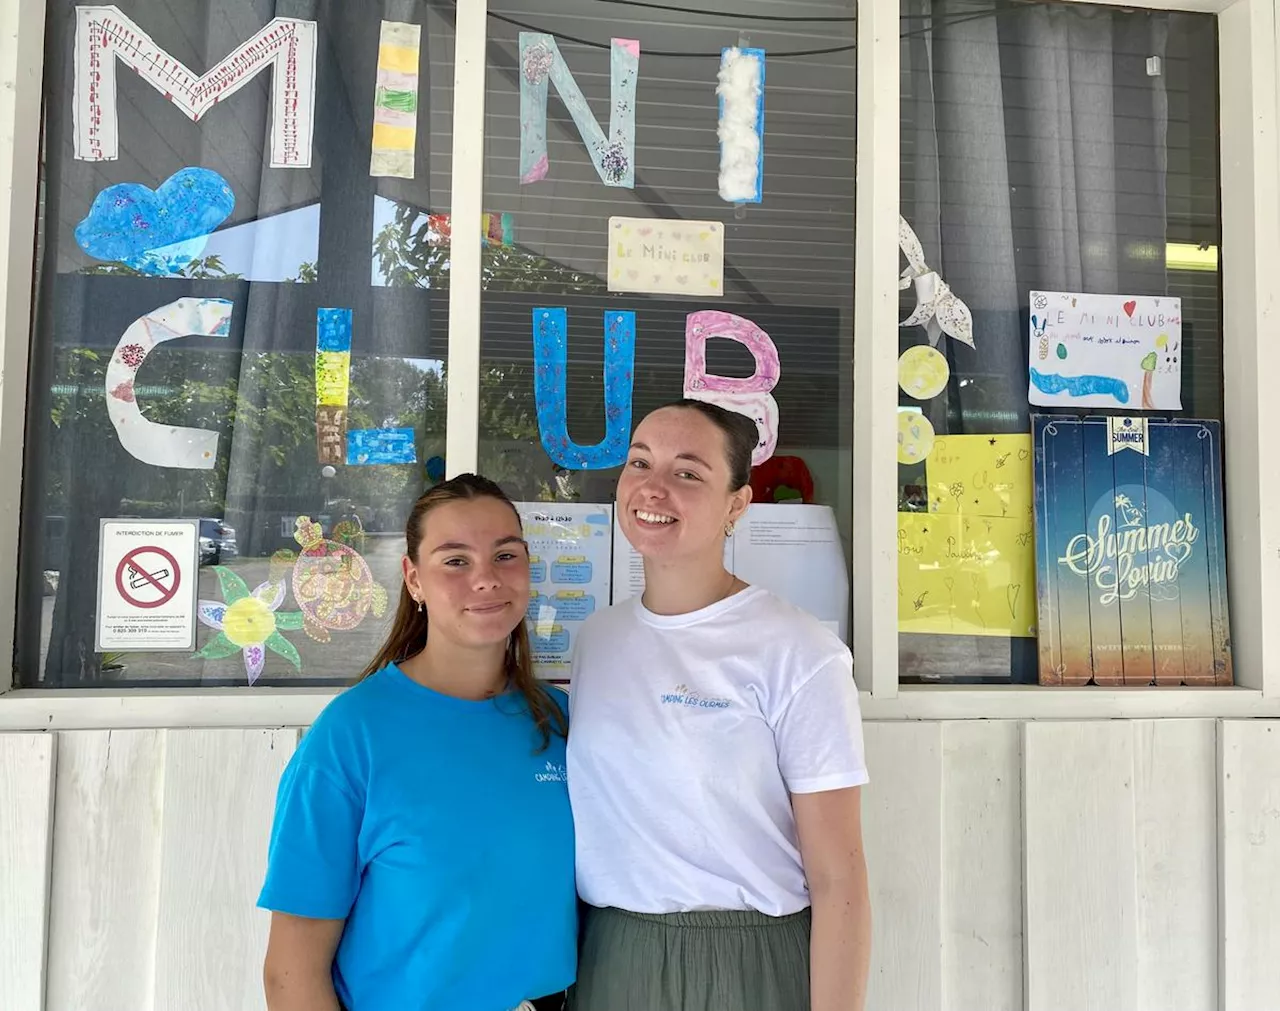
[259, 474, 575, 1011]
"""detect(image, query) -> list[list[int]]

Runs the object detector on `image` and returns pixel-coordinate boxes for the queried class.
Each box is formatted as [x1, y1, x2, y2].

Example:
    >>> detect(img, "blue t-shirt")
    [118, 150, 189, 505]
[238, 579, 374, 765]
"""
[258, 664, 576, 1010]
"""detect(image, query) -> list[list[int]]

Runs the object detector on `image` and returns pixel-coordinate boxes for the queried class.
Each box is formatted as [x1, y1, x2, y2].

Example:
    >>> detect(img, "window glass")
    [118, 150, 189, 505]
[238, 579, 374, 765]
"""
[474, 2, 858, 627]
[18, 0, 454, 686]
[898, 1, 1223, 683]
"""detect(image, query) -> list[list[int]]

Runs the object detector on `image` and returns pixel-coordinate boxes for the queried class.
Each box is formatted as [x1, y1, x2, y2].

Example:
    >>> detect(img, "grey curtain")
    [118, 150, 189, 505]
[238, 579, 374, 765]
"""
[901, 0, 1171, 436]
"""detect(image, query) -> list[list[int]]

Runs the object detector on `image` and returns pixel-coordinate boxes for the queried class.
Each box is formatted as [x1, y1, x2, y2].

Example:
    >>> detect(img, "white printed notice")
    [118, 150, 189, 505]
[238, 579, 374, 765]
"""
[607, 216, 724, 298]
[95, 518, 200, 651]
[517, 504, 614, 679]
[1027, 290, 1182, 410]
[611, 504, 849, 640]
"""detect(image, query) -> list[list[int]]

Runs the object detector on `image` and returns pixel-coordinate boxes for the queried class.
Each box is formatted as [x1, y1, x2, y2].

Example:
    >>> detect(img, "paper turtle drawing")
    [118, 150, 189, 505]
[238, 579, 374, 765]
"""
[271, 516, 388, 643]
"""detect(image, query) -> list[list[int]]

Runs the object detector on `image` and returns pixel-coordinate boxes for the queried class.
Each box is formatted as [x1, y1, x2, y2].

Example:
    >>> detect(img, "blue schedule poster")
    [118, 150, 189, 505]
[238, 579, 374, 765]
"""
[1032, 415, 1231, 687]
[516, 504, 614, 680]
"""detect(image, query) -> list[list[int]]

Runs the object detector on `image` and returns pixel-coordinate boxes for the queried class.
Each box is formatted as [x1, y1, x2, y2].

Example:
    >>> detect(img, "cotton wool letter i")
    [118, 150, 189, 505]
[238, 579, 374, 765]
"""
[717, 47, 765, 204]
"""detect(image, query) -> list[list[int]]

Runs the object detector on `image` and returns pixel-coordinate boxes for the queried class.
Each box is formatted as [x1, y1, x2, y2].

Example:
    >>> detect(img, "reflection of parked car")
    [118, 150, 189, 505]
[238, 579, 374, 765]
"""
[199, 519, 237, 565]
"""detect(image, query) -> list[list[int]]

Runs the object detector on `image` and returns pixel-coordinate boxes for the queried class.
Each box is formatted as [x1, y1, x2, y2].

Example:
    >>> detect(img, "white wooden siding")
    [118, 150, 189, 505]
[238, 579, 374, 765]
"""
[1219, 719, 1280, 1011]
[0, 733, 56, 1011]
[1, 720, 1275, 1010]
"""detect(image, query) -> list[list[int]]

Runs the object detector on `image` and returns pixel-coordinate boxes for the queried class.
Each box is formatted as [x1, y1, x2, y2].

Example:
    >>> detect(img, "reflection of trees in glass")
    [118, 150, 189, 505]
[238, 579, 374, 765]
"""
[78, 255, 318, 283]
[373, 201, 606, 294]
[42, 340, 446, 682]
[46, 347, 442, 521]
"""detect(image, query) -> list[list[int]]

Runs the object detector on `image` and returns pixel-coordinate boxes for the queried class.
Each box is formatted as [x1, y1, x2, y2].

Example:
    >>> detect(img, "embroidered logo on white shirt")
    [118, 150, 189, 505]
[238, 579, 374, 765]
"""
[535, 761, 568, 783]
[659, 684, 731, 710]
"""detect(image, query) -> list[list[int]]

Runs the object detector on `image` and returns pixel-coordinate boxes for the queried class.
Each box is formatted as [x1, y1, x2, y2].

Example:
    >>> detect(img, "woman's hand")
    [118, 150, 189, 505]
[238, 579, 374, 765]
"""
[794, 785, 871, 1011]
[263, 911, 345, 1011]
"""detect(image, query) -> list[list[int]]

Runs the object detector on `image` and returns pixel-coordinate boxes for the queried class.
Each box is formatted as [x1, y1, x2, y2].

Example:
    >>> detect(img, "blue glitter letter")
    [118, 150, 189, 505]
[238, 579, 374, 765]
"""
[532, 308, 636, 470]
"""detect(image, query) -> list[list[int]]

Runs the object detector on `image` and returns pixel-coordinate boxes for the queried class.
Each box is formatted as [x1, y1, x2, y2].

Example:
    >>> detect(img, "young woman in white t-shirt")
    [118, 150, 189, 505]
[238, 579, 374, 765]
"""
[566, 400, 871, 1011]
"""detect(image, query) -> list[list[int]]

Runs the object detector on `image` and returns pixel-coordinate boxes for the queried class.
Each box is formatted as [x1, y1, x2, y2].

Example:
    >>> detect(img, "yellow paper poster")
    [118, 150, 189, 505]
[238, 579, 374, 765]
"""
[927, 433, 1033, 519]
[607, 216, 724, 298]
[897, 512, 1037, 637]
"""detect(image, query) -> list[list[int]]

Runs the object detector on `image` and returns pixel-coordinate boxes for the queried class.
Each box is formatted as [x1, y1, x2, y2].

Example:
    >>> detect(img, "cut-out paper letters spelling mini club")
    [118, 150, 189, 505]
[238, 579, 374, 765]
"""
[370, 21, 422, 179]
[106, 297, 232, 470]
[74, 6, 317, 168]
[315, 309, 352, 466]
[717, 47, 766, 203]
[519, 33, 638, 188]
[684, 311, 780, 466]
[533, 309, 637, 470]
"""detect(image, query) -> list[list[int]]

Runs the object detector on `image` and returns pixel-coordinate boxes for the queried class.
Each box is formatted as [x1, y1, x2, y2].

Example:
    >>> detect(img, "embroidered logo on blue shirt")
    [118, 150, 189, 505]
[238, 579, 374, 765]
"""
[535, 761, 568, 783]
[660, 684, 731, 710]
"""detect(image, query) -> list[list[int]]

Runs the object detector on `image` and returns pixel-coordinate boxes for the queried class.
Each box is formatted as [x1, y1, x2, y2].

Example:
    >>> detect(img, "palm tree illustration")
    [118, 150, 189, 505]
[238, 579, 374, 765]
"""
[1114, 494, 1144, 528]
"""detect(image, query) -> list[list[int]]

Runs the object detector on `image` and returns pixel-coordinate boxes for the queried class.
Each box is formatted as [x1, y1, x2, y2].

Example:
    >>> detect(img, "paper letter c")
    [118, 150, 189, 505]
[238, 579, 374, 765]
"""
[105, 297, 233, 469]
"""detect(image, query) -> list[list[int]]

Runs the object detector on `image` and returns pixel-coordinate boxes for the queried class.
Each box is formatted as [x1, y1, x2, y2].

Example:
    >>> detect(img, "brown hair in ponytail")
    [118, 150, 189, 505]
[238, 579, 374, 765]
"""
[360, 474, 567, 751]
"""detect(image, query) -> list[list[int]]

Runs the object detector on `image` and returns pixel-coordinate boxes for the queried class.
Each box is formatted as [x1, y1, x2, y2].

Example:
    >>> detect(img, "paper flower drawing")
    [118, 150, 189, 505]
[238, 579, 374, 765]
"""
[196, 567, 303, 685]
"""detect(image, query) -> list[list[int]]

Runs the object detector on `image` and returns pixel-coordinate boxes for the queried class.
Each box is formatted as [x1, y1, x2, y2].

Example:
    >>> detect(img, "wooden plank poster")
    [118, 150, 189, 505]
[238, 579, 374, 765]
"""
[1032, 415, 1231, 686]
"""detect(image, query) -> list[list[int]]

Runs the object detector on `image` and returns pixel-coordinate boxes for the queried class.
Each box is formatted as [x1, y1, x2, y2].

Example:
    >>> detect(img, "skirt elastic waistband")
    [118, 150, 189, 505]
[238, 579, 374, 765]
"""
[601, 906, 810, 929]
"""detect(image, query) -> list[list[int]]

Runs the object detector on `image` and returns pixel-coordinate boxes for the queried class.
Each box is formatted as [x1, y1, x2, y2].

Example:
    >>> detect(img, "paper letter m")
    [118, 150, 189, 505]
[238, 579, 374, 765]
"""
[74, 5, 317, 168]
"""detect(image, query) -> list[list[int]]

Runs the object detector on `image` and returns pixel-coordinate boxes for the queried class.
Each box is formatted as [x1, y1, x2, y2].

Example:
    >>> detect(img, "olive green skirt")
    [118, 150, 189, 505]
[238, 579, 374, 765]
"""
[569, 905, 811, 1011]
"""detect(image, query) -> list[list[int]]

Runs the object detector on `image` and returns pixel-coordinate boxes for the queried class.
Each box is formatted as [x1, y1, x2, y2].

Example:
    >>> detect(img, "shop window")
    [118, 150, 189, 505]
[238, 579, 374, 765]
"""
[473, 1, 858, 649]
[16, 0, 455, 687]
[898, 1, 1225, 685]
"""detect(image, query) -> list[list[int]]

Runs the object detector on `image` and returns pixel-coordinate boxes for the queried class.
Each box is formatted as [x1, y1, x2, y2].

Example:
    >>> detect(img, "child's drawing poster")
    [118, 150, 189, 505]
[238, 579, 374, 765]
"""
[897, 433, 1037, 639]
[1027, 291, 1182, 411]
[608, 217, 724, 298]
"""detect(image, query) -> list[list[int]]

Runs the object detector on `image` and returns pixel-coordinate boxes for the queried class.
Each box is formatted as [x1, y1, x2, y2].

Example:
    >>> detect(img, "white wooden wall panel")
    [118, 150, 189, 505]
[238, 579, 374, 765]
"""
[942, 721, 1023, 1011]
[1220, 719, 1280, 1011]
[0, 733, 56, 1011]
[1024, 723, 1139, 1011]
[152, 729, 298, 1011]
[862, 722, 943, 1011]
[1132, 720, 1218, 1011]
[45, 730, 165, 1011]
[1024, 721, 1219, 1011]
[8, 720, 1280, 1011]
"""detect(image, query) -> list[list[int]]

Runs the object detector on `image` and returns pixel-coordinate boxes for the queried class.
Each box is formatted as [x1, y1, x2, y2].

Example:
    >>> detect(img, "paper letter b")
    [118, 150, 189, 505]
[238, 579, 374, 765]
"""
[683, 310, 780, 465]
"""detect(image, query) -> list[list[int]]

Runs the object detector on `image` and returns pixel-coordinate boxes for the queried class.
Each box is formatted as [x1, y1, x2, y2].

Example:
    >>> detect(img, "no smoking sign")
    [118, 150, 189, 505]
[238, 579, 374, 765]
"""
[96, 519, 199, 652]
[115, 546, 182, 609]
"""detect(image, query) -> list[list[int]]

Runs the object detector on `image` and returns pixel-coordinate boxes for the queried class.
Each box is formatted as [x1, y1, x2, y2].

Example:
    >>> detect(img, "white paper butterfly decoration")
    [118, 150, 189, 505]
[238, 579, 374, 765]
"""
[899, 215, 975, 348]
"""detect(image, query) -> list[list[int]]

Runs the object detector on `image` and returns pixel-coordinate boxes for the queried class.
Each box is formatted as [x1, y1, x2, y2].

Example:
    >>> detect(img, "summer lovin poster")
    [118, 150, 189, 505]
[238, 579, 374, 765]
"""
[1032, 416, 1232, 686]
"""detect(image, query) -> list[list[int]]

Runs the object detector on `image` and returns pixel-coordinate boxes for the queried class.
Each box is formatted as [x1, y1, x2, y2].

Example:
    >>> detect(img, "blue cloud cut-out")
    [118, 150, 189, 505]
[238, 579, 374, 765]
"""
[75, 167, 235, 276]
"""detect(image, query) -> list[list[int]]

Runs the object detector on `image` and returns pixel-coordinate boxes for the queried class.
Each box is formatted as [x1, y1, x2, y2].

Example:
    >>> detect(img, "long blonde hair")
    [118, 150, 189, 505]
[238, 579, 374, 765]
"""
[361, 474, 567, 751]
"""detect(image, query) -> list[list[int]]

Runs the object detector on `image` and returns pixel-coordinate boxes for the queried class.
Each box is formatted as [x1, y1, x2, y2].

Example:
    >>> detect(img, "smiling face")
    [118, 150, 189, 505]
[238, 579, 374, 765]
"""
[403, 496, 531, 651]
[617, 406, 752, 564]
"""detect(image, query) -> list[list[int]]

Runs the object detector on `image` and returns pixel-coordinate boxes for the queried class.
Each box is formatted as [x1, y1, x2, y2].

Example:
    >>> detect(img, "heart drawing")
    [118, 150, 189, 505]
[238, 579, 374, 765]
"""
[75, 167, 235, 276]
[1123, 300, 1137, 318]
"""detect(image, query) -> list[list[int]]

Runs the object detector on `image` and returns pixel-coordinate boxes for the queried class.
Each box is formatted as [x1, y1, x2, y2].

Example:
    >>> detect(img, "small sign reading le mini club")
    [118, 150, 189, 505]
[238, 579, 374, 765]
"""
[96, 519, 200, 652]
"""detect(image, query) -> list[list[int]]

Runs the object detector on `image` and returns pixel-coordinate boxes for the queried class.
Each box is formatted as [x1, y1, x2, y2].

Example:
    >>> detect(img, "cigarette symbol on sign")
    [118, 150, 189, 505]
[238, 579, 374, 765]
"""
[128, 565, 171, 590]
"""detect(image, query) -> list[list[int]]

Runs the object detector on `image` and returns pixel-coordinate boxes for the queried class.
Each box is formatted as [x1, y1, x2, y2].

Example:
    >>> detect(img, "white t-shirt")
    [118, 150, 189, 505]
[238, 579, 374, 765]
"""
[567, 586, 868, 917]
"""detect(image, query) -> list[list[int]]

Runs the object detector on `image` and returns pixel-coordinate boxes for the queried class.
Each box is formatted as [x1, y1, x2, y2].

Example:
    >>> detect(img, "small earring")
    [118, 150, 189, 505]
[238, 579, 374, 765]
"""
[415, 598, 423, 613]
[725, 522, 736, 537]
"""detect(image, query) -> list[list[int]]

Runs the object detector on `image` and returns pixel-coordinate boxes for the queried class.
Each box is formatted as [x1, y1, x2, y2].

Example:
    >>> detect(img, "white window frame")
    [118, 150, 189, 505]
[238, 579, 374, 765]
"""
[0, 0, 1276, 730]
